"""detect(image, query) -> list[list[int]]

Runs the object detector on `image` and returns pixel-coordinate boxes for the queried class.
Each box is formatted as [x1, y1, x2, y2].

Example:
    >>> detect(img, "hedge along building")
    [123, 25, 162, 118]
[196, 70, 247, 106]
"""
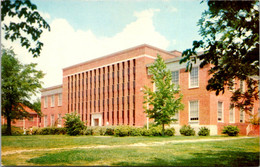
[41, 44, 259, 135]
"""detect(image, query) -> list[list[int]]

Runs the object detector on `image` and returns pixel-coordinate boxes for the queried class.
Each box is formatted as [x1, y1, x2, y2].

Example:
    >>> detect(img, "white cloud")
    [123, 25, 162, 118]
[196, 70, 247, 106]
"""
[2, 9, 171, 99]
[169, 6, 178, 12]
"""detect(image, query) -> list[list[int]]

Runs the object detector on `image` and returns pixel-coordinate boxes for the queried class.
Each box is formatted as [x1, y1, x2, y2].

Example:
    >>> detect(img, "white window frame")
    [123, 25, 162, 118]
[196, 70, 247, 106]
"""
[229, 79, 235, 92]
[44, 115, 48, 127]
[51, 95, 55, 107]
[58, 94, 62, 106]
[189, 67, 199, 88]
[172, 111, 179, 124]
[58, 114, 62, 125]
[229, 107, 235, 123]
[217, 101, 224, 122]
[189, 100, 199, 122]
[240, 80, 245, 92]
[171, 70, 180, 89]
[44, 96, 48, 108]
[240, 109, 244, 123]
[51, 114, 55, 126]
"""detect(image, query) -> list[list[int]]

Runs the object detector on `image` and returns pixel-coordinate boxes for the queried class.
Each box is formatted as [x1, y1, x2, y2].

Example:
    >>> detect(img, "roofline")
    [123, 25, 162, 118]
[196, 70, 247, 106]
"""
[63, 44, 176, 71]
[40, 84, 62, 92]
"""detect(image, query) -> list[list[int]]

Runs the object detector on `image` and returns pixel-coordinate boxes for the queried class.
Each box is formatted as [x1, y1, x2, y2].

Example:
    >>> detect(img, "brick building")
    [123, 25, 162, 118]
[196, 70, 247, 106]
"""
[41, 44, 259, 135]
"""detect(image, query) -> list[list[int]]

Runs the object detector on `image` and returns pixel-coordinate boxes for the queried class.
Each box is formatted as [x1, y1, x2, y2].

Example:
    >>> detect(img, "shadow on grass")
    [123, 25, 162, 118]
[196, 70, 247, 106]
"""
[112, 150, 260, 166]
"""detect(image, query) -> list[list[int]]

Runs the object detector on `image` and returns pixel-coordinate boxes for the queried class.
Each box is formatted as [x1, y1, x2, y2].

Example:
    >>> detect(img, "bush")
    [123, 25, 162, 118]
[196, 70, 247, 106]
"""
[105, 127, 115, 135]
[180, 125, 195, 136]
[165, 128, 175, 136]
[198, 127, 210, 136]
[114, 126, 130, 137]
[142, 129, 152, 136]
[1, 125, 23, 135]
[222, 125, 240, 136]
[36, 127, 66, 135]
[63, 113, 86, 136]
[150, 126, 162, 136]
[129, 127, 143, 136]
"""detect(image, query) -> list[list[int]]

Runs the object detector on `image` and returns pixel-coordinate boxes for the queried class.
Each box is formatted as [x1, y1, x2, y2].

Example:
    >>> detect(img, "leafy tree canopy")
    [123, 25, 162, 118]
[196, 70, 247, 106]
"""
[1, 47, 44, 135]
[1, 0, 50, 57]
[143, 55, 184, 135]
[180, 0, 259, 113]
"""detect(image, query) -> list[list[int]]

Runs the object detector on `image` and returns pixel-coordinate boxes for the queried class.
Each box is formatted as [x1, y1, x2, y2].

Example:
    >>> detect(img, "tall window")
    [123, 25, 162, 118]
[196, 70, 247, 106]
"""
[44, 96, 48, 108]
[189, 100, 199, 121]
[44, 115, 48, 127]
[240, 110, 244, 123]
[58, 94, 62, 106]
[189, 67, 199, 88]
[51, 95, 55, 107]
[218, 102, 223, 122]
[171, 71, 179, 88]
[229, 107, 235, 123]
[58, 114, 62, 125]
[172, 111, 179, 123]
[240, 80, 244, 92]
[51, 115, 54, 126]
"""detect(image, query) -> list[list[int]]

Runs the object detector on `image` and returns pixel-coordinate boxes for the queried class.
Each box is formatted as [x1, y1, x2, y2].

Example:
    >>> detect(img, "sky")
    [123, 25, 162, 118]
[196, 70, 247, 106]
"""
[2, 0, 208, 100]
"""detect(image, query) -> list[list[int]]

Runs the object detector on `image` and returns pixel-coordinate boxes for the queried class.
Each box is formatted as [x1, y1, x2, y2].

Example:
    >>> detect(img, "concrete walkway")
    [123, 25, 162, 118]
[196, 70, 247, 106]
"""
[1, 136, 254, 156]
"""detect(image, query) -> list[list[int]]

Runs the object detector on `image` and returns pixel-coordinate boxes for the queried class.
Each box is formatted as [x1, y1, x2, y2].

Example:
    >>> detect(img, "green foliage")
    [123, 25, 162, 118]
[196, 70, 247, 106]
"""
[222, 125, 240, 136]
[198, 127, 210, 136]
[1, 47, 44, 135]
[114, 126, 131, 137]
[1, 0, 51, 57]
[105, 127, 115, 135]
[150, 126, 162, 136]
[34, 127, 66, 135]
[249, 114, 260, 125]
[143, 55, 184, 135]
[142, 129, 153, 136]
[181, 1, 259, 112]
[180, 125, 195, 136]
[129, 127, 144, 136]
[165, 128, 175, 136]
[1, 125, 23, 135]
[84, 127, 107, 136]
[63, 112, 86, 136]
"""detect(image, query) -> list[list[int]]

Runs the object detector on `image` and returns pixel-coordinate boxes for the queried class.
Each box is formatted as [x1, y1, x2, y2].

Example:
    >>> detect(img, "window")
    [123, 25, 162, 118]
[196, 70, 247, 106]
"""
[229, 107, 235, 123]
[58, 94, 62, 106]
[189, 67, 199, 88]
[172, 111, 179, 123]
[51, 115, 55, 126]
[44, 115, 48, 127]
[229, 79, 235, 91]
[51, 95, 55, 107]
[218, 102, 223, 122]
[240, 80, 244, 92]
[44, 96, 48, 108]
[189, 100, 199, 121]
[171, 71, 179, 88]
[58, 114, 62, 125]
[240, 110, 244, 123]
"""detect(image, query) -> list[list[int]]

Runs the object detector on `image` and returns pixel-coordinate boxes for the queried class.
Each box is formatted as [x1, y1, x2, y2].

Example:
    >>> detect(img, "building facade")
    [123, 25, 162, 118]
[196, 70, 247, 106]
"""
[41, 44, 259, 135]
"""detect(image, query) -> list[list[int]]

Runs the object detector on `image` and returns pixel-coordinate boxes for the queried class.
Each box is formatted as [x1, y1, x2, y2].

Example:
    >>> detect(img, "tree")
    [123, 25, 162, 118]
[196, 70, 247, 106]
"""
[143, 55, 184, 136]
[1, 0, 50, 57]
[63, 112, 85, 136]
[180, 0, 259, 113]
[24, 98, 42, 117]
[1, 47, 44, 135]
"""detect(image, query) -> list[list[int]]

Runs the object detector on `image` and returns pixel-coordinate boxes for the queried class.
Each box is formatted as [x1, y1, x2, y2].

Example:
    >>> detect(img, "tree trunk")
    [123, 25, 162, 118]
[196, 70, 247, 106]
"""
[162, 124, 165, 136]
[6, 115, 12, 135]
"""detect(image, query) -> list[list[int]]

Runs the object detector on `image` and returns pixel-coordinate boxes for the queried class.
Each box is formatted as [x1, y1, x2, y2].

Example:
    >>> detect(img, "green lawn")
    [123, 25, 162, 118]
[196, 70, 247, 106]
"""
[2, 135, 259, 166]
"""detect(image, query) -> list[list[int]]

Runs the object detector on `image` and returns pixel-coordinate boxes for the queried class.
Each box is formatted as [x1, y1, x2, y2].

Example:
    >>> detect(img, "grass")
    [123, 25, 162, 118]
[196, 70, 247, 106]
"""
[2, 135, 259, 166]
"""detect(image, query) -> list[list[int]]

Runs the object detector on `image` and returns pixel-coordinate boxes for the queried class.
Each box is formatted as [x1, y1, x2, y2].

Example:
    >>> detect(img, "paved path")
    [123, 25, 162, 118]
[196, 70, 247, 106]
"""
[1, 136, 254, 156]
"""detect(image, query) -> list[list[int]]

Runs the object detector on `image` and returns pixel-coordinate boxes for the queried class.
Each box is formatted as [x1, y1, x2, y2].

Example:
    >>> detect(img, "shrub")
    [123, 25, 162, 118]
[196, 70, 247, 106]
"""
[129, 127, 143, 136]
[83, 127, 93, 135]
[180, 125, 195, 136]
[105, 127, 115, 135]
[1, 125, 23, 135]
[198, 127, 210, 136]
[222, 125, 240, 136]
[165, 128, 175, 136]
[142, 129, 152, 136]
[63, 112, 86, 136]
[150, 126, 162, 136]
[114, 126, 130, 137]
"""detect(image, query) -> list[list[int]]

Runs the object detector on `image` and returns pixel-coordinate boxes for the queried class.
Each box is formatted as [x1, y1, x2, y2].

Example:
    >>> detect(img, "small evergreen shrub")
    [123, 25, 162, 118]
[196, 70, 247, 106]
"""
[63, 112, 86, 136]
[142, 129, 152, 136]
[198, 127, 210, 136]
[150, 126, 162, 136]
[1, 125, 23, 135]
[180, 125, 195, 136]
[105, 127, 115, 135]
[222, 125, 240, 136]
[129, 127, 143, 136]
[165, 128, 175, 136]
[83, 127, 93, 135]
[114, 126, 130, 137]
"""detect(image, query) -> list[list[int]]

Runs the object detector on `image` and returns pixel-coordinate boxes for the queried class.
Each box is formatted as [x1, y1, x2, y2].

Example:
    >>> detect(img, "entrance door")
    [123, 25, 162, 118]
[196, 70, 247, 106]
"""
[94, 118, 99, 126]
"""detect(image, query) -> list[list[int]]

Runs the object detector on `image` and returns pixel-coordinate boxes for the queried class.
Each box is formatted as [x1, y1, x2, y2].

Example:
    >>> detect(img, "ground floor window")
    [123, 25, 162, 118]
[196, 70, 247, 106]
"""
[229, 107, 235, 123]
[189, 100, 199, 121]
[240, 110, 244, 123]
[44, 115, 48, 127]
[218, 101, 223, 122]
